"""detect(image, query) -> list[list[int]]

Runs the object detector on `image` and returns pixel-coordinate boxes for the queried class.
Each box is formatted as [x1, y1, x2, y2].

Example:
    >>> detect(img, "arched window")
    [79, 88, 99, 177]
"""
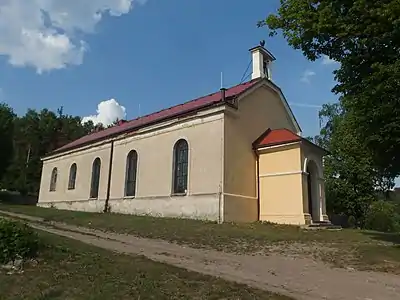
[49, 167, 58, 192]
[90, 158, 101, 199]
[172, 139, 189, 194]
[125, 150, 138, 197]
[68, 163, 77, 190]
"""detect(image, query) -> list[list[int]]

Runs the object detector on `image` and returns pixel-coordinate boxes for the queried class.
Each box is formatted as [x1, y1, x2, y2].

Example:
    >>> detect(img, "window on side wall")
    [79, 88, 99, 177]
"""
[125, 150, 138, 197]
[90, 158, 101, 199]
[68, 163, 77, 190]
[49, 167, 58, 192]
[172, 139, 189, 195]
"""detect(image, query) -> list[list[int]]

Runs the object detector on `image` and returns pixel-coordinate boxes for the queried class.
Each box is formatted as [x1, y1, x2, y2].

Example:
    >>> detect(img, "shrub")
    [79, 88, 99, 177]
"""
[348, 215, 357, 228]
[0, 219, 39, 263]
[364, 200, 400, 233]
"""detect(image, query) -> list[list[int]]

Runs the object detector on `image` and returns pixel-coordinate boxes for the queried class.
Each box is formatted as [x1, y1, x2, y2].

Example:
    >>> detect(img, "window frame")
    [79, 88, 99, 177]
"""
[49, 167, 58, 192]
[172, 139, 189, 195]
[90, 158, 101, 199]
[68, 163, 77, 190]
[125, 150, 138, 197]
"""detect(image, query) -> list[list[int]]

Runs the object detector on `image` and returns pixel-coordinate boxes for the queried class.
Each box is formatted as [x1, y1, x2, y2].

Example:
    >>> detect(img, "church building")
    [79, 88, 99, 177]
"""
[38, 44, 329, 225]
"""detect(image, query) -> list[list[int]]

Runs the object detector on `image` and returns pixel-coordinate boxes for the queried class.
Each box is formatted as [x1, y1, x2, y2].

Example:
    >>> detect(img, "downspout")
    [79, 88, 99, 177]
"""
[104, 140, 114, 213]
[219, 87, 227, 224]
[255, 150, 260, 221]
[218, 184, 223, 224]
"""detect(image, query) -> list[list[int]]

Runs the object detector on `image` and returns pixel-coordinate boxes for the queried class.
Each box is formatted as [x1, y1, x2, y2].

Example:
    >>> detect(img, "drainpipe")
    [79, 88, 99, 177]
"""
[218, 184, 223, 224]
[104, 140, 114, 213]
[255, 151, 260, 221]
[218, 104, 225, 225]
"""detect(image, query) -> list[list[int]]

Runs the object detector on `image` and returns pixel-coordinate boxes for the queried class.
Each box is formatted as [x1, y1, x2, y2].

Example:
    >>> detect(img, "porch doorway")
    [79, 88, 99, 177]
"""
[306, 160, 319, 222]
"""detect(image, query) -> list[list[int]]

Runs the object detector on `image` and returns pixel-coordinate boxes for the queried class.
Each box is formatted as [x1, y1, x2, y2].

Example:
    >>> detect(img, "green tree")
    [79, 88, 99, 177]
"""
[1, 107, 95, 195]
[0, 103, 15, 184]
[316, 103, 377, 225]
[259, 0, 400, 179]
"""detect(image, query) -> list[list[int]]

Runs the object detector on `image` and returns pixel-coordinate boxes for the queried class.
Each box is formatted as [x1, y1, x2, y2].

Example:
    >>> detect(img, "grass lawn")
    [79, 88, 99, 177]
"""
[1, 204, 399, 274]
[0, 231, 290, 300]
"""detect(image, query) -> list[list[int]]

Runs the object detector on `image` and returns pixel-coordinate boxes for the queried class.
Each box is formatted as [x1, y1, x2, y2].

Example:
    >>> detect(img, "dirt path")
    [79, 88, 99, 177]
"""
[2, 210, 400, 300]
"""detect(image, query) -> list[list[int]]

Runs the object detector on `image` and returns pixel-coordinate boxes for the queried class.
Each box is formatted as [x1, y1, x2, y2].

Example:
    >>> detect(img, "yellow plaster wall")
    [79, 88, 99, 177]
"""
[38, 110, 225, 220]
[258, 144, 306, 225]
[223, 84, 298, 222]
[38, 142, 112, 205]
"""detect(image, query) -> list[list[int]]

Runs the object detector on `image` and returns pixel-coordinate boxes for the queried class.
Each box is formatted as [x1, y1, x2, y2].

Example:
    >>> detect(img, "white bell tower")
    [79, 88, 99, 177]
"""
[249, 41, 276, 80]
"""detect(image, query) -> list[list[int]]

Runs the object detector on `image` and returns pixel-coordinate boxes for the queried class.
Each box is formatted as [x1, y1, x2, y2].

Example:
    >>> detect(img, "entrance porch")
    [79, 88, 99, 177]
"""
[253, 128, 329, 225]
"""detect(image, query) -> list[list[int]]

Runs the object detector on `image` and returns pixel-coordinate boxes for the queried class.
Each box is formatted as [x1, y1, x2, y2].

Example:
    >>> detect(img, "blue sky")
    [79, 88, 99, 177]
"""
[0, 0, 339, 138]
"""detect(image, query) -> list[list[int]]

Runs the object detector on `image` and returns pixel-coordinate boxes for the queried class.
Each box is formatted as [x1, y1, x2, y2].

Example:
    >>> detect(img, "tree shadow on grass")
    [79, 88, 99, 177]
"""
[362, 231, 400, 245]
[36, 289, 64, 300]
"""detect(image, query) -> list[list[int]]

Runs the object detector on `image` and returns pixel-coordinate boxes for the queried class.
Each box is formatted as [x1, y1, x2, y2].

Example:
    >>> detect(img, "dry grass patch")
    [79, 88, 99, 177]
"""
[0, 231, 291, 300]
[1, 204, 399, 274]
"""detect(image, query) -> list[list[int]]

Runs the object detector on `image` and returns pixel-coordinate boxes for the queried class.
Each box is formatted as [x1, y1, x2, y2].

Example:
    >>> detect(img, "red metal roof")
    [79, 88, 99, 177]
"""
[254, 128, 302, 148]
[254, 128, 328, 154]
[52, 78, 260, 155]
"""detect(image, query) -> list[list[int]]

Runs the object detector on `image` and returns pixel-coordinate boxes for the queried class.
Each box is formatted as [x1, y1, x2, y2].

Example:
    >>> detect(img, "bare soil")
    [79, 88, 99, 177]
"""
[2, 210, 400, 300]
[2, 204, 399, 274]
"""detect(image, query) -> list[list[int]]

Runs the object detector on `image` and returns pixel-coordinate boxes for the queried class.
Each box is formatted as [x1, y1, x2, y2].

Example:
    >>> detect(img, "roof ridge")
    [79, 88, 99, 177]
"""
[125, 78, 258, 123]
[83, 79, 258, 137]
[50, 78, 261, 156]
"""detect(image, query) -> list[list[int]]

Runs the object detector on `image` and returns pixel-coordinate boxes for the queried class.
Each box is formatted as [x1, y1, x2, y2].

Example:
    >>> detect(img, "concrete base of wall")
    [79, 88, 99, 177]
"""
[322, 214, 330, 222]
[303, 213, 331, 224]
[109, 194, 220, 221]
[304, 213, 312, 225]
[38, 199, 106, 213]
[38, 193, 221, 222]
[260, 214, 306, 225]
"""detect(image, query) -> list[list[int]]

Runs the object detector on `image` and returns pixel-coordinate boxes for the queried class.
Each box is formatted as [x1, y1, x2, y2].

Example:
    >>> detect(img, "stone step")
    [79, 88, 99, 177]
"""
[306, 222, 342, 230]
[313, 220, 332, 225]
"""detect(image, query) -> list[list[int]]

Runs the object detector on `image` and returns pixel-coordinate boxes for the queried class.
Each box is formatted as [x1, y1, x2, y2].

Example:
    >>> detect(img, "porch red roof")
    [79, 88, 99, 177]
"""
[254, 128, 328, 154]
[254, 128, 302, 148]
[51, 78, 260, 155]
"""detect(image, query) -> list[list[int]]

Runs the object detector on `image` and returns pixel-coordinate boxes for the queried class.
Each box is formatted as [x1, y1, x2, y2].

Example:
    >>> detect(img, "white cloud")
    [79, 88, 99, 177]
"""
[0, 0, 146, 73]
[321, 55, 338, 65]
[82, 98, 126, 126]
[289, 102, 322, 109]
[300, 70, 316, 83]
